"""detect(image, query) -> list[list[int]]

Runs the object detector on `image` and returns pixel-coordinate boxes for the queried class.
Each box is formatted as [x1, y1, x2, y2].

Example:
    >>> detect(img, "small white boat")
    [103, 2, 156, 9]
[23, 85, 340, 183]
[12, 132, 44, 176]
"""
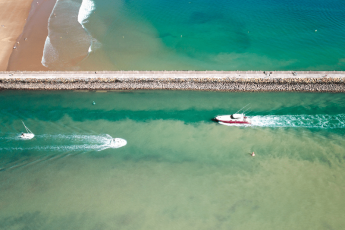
[20, 121, 35, 140]
[109, 138, 127, 148]
[215, 113, 251, 125]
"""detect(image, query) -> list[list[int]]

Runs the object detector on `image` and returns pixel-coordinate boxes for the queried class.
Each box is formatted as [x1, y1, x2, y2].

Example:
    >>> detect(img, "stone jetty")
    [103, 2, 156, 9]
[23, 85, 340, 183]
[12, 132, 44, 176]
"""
[0, 71, 344, 92]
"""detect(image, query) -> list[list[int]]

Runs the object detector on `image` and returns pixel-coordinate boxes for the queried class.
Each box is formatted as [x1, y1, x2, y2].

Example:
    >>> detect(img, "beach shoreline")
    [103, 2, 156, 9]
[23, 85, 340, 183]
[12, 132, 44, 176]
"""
[6, 0, 57, 71]
[1, 71, 344, 92]
[0, 0, 35, 70]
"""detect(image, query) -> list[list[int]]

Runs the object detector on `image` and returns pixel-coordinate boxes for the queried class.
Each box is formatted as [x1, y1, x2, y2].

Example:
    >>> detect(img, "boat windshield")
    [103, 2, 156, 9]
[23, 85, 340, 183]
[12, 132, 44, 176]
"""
[231, 114, 244, 119]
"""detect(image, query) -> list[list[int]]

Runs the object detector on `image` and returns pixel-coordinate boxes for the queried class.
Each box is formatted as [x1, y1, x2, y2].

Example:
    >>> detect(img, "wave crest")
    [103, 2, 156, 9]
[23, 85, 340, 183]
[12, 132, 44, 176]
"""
[78, 0, 96, 25]
[41, 0, 99, 70]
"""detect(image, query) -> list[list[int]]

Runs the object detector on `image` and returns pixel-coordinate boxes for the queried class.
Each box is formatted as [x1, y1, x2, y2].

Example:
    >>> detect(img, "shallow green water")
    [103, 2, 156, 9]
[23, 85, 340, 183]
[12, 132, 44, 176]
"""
[44, 0, 345, 70]
[0, 90, 345, 229]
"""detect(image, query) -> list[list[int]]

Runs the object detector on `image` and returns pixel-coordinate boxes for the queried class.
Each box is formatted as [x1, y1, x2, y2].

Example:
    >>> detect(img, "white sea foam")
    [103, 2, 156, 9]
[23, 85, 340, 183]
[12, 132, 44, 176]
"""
[41, 0, 60, 67]
[78, 0, 98, 55]
[78, 0, 96, 26]
[41, 36, 59, 67]
[41, 0, 99, 69]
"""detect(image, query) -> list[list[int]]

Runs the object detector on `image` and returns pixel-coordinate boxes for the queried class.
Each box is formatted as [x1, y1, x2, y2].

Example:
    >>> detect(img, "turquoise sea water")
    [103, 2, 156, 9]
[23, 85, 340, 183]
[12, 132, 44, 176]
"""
[0, 90, 345, 229]
[42, 0, 345, 70]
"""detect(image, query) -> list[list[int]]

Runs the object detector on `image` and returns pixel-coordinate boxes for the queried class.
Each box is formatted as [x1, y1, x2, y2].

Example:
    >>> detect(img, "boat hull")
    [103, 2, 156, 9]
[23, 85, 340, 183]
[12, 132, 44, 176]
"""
[110, 138, 127, 148]
[20, 133, 35, 140]
[215, 114, 251, 125]
[217, 120, 250, 124]
[218, 121, 251, 126]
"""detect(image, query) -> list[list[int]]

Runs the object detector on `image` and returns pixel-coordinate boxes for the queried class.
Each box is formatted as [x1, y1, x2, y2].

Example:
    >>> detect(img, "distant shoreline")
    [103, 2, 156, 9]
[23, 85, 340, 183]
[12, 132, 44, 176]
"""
[1, 71, 344, 92]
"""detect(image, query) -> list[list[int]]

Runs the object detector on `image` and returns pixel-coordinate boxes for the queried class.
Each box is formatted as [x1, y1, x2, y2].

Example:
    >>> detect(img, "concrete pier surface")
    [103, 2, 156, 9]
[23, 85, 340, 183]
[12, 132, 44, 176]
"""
[1, 71, 344, 92]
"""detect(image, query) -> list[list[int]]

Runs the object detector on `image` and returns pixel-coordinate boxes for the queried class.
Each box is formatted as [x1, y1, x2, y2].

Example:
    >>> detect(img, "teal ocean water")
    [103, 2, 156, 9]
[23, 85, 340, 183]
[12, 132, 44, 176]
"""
[0, 90, 345, 229]
[42, 0, 345, 70]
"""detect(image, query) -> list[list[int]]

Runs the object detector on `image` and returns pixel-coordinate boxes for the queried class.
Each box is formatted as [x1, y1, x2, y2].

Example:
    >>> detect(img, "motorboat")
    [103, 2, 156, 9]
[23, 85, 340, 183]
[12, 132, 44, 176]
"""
[215, 113, 251, 125]
[20, 121, 35, 139]
[109, 138, 127, 148]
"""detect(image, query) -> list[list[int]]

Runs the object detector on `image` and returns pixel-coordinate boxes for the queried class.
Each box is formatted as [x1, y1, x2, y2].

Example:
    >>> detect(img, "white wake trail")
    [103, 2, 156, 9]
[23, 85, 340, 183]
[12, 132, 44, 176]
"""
[0, 134, 125, 152]
[248, 114, 345, 129]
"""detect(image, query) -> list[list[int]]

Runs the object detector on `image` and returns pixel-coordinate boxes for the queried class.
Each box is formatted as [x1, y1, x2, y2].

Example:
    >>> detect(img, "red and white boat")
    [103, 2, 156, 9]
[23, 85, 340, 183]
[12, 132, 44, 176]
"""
[215, 113, 251, 125]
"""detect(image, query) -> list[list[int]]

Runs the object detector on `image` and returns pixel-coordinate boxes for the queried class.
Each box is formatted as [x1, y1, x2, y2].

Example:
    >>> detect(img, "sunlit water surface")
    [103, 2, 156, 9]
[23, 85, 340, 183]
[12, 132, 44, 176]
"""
[0, 90, 344, 229]
[43, 0, 345, 70]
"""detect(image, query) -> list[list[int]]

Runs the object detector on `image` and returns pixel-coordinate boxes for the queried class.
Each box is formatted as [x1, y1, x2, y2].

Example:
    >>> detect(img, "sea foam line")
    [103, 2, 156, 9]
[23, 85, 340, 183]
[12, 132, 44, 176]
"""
[41, 0, 99, 68]
[78, 0, 96, 26]
[41, 0, 61, 67]
[78, 0, 97, 54]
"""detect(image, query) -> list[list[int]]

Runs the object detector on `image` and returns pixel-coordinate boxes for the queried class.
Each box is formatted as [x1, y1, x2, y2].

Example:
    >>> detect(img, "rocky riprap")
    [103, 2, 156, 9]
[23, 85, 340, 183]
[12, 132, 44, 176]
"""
[0, 72, 344, 92]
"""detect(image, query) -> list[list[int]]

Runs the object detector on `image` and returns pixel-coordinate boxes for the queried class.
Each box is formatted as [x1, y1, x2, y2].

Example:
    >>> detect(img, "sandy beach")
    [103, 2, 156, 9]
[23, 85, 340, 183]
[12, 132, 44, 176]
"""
[6, 0, 57, 71]
[0, 0, 34, 70]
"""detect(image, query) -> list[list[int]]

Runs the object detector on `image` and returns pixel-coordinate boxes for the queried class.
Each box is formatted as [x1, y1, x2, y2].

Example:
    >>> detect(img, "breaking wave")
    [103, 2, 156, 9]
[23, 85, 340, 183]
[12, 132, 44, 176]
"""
[78, 0, 95, 26]
[42, 0, 100, 69]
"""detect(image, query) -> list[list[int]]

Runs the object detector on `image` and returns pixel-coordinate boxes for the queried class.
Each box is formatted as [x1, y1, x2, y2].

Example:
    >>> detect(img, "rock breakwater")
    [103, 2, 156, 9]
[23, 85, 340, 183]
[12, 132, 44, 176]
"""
[0, 71, 344, 92]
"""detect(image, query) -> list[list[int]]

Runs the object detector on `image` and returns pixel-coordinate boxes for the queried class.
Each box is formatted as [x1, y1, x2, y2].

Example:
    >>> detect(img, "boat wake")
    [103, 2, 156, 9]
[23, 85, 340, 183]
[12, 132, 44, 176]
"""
[0, 134, 127, 172]
[38, 134, 111, 142]
[248, 114, 345, 129]
[0, 134, 126, 152]
[0, 145, 108, 152]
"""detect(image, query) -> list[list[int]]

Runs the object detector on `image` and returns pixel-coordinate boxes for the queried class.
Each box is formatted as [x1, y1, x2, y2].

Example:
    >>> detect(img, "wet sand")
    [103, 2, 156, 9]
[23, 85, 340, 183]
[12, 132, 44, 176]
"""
[6, 0, 57, 71]
[0, 0, 34, 70]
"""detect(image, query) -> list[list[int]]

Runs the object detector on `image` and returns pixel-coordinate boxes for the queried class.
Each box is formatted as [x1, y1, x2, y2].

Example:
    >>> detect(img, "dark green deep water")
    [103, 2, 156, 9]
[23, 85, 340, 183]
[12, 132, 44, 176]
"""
[0, 90, 345, 229]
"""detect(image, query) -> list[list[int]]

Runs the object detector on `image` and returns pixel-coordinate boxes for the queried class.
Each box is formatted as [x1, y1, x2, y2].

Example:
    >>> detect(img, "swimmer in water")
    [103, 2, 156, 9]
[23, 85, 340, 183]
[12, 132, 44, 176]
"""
[251, 152, 255, 157]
